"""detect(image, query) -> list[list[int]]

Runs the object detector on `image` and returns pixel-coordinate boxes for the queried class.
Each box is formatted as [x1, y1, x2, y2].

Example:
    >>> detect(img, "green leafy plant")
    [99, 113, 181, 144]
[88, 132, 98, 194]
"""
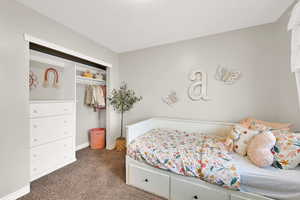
[108, 83, 142, 138]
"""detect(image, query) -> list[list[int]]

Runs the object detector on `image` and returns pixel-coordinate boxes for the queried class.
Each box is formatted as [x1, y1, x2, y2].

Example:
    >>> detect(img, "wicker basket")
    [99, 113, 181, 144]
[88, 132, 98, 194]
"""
[115, 137, 126, 152]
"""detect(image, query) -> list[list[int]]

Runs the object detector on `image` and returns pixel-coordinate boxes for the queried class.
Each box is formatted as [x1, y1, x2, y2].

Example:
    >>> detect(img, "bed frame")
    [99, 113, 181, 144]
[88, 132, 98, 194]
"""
[126, 117, 273, 200]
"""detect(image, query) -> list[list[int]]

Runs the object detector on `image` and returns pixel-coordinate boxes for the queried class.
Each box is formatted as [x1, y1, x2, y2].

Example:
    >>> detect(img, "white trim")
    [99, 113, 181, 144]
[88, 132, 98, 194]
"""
[0, 185, 30, 200]
[76, 142, 90, 151]
[24, 34, 112, 68]
[106, 143, 115, 150]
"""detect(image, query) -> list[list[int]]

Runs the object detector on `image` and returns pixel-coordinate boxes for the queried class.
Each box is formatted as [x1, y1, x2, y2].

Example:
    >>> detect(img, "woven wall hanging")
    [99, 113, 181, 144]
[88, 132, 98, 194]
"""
[43, 67, 60, 88]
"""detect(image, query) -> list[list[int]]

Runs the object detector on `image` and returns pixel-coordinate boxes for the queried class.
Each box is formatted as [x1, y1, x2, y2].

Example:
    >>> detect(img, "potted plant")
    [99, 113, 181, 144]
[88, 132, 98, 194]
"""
[108, 83, 142, 151]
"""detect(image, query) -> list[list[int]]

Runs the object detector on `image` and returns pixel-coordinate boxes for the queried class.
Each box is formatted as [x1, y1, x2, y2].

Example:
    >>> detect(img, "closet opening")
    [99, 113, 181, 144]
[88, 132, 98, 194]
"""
[30, 42, 107, 70]
[28, 40, 109, 181]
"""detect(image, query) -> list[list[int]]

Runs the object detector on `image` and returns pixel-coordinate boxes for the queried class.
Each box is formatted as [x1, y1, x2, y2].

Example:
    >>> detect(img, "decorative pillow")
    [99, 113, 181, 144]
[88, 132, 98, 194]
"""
[272, 131, 300, 170]
[240, 118, 292, 131]
[225, 125, 260, 156]
[247, 132, 276, 167]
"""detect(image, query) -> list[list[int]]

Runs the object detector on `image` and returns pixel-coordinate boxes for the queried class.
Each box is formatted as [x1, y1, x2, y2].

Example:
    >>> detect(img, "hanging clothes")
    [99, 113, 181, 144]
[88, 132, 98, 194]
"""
[85, 85, 105, 111]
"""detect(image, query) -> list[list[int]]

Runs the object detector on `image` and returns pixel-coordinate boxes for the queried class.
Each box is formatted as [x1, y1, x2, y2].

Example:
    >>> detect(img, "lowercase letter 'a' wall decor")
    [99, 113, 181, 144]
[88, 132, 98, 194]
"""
[188, 69, 210, 101]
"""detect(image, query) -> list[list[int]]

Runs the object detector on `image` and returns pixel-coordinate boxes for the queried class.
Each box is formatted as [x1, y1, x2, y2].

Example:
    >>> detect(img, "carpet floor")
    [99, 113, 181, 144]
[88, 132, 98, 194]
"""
[20, 148, 164, 200]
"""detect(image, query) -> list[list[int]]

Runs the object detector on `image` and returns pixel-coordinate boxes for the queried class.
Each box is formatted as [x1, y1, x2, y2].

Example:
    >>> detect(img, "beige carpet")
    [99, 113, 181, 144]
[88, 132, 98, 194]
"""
[20, 148, 164, 200]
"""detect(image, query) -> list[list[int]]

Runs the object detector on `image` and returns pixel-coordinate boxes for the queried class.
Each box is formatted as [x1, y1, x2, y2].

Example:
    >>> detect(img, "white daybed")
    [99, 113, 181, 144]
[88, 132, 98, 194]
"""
[126, 118, 300, 200]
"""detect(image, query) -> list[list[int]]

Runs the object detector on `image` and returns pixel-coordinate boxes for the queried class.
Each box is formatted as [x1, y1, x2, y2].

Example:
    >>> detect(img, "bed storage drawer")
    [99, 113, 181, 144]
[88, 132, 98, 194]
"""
[128, 164, 170, 198]
[231, 193, 273, 200]
[170, 177, 229, 200]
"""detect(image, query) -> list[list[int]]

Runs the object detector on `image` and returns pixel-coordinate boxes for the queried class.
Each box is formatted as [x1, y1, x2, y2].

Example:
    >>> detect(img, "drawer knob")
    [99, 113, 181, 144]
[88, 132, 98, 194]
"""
[64, 131, 68, 135]
[33, 138, 38, 142]
[193, 195, 199, 199]
[144, 179, 149, 182]
[64, 108, 69, 111]
[33, 110, 38, 113]
[33, 154, 37, 158]
[33, 125, 37, 128]
[64, 120, 68, 123]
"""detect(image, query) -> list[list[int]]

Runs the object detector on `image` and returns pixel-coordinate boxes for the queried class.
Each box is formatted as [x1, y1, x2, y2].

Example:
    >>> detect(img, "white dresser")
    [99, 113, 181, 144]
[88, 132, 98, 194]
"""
[29, 101, 76, 181]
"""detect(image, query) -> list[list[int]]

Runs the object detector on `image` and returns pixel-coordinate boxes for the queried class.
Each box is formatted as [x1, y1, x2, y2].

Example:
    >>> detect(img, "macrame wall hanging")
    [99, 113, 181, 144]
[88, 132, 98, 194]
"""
[43, 67, 60, 88]
[188, 69, 210, 101]
[29, 70, 39, 90]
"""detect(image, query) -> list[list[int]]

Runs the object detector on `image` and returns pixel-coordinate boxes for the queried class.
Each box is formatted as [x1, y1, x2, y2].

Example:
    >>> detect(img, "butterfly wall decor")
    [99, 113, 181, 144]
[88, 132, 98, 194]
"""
[215, 66, 242, 85]
[162, 91, 178, 106]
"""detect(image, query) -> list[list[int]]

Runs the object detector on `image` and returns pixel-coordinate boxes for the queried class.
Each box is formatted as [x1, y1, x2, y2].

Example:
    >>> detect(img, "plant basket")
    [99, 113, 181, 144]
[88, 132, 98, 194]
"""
[115, 137, 126, 152]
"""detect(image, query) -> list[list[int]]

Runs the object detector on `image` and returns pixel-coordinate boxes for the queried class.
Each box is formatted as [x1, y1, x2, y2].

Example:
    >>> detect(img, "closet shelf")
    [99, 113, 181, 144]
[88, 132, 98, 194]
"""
[30, 55, 65, 68]
[76, 76, 106, 85]
[76, 65, 105, 74]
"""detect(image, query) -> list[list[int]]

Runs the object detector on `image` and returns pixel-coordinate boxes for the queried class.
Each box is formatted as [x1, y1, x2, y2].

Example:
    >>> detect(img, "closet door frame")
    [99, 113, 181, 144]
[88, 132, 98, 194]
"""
[24, 33, 114, 150]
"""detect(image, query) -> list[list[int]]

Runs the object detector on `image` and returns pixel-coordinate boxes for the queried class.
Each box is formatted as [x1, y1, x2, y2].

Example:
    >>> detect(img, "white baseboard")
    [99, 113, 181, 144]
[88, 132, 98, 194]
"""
[0, 185, 30, 200]
[77, 142, 115, 151]
[106, 143, 115, 150]
[76, 142, 90, 151]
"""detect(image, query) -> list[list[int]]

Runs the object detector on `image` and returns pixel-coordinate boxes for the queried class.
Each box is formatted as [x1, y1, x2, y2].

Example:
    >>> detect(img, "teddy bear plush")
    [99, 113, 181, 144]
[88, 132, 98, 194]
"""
[247, 132, 276, 167]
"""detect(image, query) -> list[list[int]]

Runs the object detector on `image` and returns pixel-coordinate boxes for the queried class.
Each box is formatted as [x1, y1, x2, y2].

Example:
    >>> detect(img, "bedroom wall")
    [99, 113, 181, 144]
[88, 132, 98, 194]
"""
[119, 17, 299, 130]
[0, 0, 119, 198]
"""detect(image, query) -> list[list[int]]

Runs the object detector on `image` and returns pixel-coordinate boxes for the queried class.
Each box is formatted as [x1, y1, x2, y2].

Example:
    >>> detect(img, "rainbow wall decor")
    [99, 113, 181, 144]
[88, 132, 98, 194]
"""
[43, 67, 60, 88]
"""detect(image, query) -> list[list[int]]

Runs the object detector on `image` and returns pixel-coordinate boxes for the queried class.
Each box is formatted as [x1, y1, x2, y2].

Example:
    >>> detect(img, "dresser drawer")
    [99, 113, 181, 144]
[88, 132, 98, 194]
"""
[30, 115, 74, 147]
[31, 137, 74, 180]
[30, 102, 74, 118]
[170, 177, 229, 200]
[128, 165, 170, 198]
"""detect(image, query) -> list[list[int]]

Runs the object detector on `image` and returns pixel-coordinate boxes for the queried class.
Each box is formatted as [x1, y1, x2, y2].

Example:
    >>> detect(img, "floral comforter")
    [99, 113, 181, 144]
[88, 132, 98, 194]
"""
[127, 128, 240, 190]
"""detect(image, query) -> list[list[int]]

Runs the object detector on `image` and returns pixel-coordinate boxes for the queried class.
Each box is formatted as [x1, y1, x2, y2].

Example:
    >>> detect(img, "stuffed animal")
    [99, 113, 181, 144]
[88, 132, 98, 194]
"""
[247, 132, 276, 167]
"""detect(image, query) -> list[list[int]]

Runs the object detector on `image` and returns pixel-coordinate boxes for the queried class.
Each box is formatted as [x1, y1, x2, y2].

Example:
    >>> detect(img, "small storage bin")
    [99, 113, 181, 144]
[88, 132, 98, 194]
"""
[89, 128, 105, 149]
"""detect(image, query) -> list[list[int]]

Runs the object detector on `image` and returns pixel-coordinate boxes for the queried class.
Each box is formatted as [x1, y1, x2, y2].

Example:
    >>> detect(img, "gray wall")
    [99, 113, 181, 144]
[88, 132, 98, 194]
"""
[119, 15, 300, 130]
[0, 0, 119, 198]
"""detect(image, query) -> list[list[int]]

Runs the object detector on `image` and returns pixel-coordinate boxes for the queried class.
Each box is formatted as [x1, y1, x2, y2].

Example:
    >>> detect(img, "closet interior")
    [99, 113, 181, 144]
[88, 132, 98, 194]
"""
[29, 44, 107, 181]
